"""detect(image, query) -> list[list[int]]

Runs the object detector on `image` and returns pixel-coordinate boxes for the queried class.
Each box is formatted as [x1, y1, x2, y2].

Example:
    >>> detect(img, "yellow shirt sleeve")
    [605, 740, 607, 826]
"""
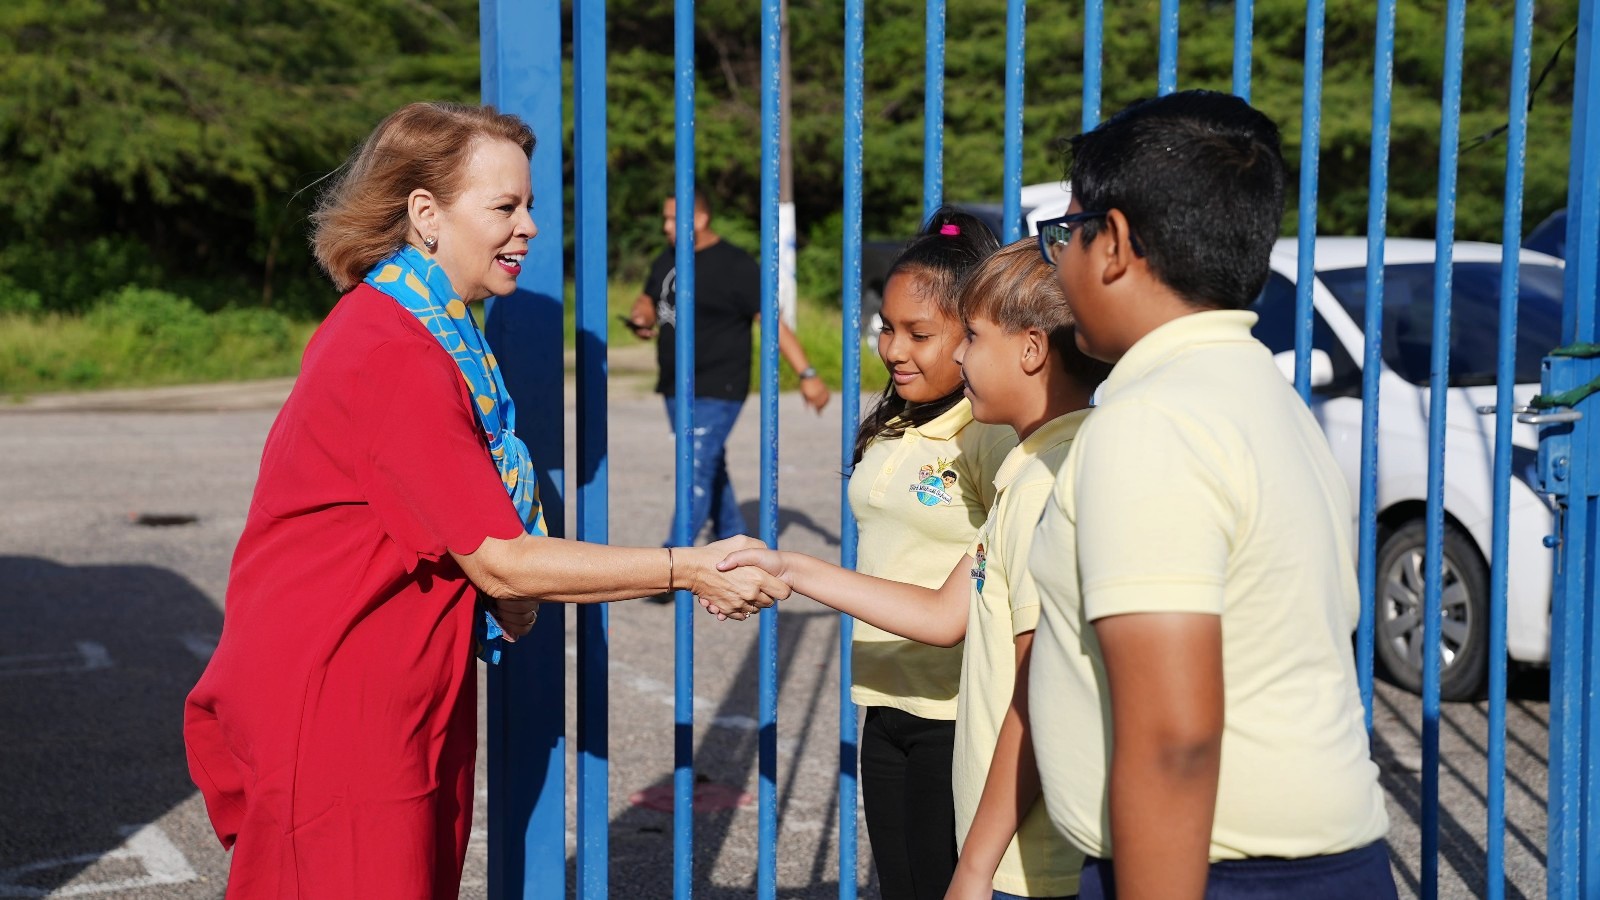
[996, 482, 1052, 636]
[1073, 401, 1235, 621]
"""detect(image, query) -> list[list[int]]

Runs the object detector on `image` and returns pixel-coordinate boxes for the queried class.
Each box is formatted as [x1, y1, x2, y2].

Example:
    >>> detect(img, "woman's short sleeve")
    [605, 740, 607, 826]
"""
[353, 338, 525, 571]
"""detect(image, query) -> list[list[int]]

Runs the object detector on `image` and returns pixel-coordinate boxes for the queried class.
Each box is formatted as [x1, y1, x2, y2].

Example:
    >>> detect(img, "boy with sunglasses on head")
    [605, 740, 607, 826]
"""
[1025, 90, 1396, 900]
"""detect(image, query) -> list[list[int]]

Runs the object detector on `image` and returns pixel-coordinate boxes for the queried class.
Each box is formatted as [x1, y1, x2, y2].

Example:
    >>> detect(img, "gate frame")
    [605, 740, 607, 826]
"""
[477, 1, 1600, 897]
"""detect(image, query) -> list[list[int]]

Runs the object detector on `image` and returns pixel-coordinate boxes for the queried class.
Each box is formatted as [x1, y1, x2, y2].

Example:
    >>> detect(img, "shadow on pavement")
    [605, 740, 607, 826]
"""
[594, 605, 866, 898]
[738, 501, 842, 550]
[0, 556, 219, 893]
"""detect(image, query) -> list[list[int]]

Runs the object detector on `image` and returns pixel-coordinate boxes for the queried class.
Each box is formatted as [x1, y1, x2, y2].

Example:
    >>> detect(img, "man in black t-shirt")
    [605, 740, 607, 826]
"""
[628, 191, 829, 547]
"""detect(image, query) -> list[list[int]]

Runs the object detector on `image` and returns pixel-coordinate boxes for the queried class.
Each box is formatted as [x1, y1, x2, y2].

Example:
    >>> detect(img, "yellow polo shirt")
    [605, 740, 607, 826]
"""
[849, 397, 1015, 717]
[1028, 310, 1389, 861]
[954, 410, 1088, 898]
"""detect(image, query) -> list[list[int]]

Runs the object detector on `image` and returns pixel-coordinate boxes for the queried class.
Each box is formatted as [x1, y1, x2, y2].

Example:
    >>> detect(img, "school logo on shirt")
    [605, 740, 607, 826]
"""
[909, 457, 958, 506]
[970, 542, 987, 594]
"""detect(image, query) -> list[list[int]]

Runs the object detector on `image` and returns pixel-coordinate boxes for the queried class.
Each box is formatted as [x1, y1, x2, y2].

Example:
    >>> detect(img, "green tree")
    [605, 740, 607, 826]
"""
[1, 0, 479, 315]
[0, 0, 1580, 320]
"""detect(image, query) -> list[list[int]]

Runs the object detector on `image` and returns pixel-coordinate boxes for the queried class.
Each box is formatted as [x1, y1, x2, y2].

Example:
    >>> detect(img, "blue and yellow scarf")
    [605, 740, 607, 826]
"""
[364, 244, 546, 663]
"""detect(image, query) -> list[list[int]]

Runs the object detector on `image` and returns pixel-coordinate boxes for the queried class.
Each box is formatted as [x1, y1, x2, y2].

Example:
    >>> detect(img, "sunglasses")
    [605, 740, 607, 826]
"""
[1036, 210, 1145, 265]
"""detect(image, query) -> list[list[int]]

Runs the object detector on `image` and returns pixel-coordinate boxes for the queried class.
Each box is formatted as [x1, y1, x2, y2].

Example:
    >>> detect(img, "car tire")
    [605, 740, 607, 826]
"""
[1373, 520, 1490, 701]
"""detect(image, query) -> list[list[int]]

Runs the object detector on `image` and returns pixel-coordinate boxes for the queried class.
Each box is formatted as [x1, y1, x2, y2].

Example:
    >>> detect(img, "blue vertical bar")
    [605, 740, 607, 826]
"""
[758, 1, 782, 897]
[1488, 5, 1534, 897]
[1082, 0, 1102, 132]
[1562, 1, 1600, 343]
[1552, 2, 1600, 895]
[481, 2, 566, 897]
[1157, 0, 1179, 95]
[672, 0, 698, 894]
[1231, 0, 1253, 101]
[1002, 0, 1025, 244]
[1357, 0, 1398, 731]
[1292, 0, 1326, 401]
[1423, 2, 1469, 896]
[840, 0, 865, 895]
[923, 0, 945, 218]
[1575, 21, 1600, 898]
[574, 0, 610, 896]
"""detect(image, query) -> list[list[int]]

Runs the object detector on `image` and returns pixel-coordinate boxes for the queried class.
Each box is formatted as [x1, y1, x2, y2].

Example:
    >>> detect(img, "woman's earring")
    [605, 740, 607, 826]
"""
[423, 235, 438, 251]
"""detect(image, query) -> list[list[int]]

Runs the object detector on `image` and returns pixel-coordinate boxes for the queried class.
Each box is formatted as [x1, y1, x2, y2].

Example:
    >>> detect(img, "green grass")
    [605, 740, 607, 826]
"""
[1, 280, 885, 399]
[0, 309, 318, 398]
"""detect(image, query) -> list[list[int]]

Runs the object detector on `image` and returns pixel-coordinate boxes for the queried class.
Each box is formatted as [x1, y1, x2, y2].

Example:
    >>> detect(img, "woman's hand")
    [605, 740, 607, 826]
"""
[490, 597, 541, 640]
[703, 545, 794, 620]
[673, 536, 791, 620]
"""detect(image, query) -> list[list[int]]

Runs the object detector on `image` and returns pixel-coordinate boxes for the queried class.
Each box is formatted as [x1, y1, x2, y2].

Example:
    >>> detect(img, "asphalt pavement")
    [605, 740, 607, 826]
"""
[0, 357, 1549, 899]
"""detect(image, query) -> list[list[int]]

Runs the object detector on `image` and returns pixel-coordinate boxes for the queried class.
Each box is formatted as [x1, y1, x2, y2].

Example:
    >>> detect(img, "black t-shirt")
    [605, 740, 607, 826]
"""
[643, 239, 762, 399]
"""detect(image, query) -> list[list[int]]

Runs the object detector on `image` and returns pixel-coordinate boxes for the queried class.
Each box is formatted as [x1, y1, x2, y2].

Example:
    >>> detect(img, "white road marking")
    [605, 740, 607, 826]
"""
[0, 823, 198, 897]
[179, 634, 217, 663]
[0, 642, 112, 677]
[75, 643, 110, 671]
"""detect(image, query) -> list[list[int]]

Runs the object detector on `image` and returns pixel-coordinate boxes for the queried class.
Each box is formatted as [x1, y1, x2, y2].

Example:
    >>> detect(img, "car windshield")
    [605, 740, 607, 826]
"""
[1317, 261, 1565, 386]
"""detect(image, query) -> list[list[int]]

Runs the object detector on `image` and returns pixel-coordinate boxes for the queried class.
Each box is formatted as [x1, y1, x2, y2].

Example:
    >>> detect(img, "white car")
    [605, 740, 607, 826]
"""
[862, 182, 1075, 336]
[1251, 237, 1564, 700]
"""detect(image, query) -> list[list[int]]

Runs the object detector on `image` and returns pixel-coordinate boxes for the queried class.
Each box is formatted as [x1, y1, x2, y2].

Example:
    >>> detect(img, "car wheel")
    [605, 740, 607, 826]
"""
[1373, 520, 1490, 701]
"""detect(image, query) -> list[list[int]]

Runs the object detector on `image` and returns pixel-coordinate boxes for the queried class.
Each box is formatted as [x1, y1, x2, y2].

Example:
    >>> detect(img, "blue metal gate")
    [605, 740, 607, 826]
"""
[479, 0, 1600, 897]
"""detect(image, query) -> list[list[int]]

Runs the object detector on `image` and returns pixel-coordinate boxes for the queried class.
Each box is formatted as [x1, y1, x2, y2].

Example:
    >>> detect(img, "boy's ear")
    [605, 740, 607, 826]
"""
[1099, 208, 1139, 283]
[1020, 326, 1050, 376]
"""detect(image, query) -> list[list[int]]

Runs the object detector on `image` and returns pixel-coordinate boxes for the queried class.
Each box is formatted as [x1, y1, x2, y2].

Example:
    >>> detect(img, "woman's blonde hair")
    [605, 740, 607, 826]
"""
[310, 102, 536, 291]
[957, 239, 1114, 386]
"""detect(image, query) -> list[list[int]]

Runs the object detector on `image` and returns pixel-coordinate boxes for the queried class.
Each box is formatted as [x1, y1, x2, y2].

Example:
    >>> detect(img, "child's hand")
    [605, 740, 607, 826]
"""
[942, 867, 993, 900]
[706, 547, 793, 620]
[673, 537, 789, 620]
[717, 547, 791, 586]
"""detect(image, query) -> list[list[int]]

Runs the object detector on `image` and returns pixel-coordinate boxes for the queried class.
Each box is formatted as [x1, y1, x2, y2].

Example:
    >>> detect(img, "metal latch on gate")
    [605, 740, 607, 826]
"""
[1521, 350, 1600, 498]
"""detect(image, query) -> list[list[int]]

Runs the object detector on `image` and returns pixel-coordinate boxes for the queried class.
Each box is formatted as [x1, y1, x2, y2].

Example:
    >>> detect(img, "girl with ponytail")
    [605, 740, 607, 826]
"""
[847, 207, 1012, 900]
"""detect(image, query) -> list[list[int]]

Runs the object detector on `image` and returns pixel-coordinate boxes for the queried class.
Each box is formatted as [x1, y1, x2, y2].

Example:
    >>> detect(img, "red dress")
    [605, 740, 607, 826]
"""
[184, 285, 525, 899]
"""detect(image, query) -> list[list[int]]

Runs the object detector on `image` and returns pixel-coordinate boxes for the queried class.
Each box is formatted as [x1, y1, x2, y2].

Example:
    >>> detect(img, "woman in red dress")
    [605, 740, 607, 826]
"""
[182, 103, 787, 899]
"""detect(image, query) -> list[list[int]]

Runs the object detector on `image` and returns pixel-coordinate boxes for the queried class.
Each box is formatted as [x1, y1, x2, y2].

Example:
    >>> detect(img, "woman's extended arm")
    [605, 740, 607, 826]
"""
[718, 548, 971, 647]
[455, 534, 789, 620]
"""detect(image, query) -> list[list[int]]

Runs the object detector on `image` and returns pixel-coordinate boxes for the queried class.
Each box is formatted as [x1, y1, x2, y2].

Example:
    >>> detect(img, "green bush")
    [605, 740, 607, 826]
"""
[213, 307, 295, 355]
[0, 276, 42, 316]
[84, 286, 215, 370]
[796, 213, 846, 306]
[0, 237, 165, 314]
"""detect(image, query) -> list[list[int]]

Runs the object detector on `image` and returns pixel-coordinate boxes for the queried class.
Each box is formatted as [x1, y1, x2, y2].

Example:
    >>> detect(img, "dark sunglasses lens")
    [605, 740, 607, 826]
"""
[1041, 224, 1070, 262]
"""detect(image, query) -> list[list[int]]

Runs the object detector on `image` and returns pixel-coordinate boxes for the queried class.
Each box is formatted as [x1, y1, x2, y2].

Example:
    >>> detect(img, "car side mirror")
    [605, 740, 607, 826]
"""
[1272, 349, 1334, 390]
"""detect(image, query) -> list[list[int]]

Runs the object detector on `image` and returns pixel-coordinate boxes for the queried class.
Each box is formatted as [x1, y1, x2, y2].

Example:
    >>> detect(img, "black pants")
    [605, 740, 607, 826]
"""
[1079, 840, 1399, 899]
[860, 706, 958, 900]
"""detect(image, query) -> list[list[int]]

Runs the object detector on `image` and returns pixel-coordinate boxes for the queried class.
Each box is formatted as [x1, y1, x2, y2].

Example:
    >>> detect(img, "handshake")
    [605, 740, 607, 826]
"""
[670, 535, 795, 622]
